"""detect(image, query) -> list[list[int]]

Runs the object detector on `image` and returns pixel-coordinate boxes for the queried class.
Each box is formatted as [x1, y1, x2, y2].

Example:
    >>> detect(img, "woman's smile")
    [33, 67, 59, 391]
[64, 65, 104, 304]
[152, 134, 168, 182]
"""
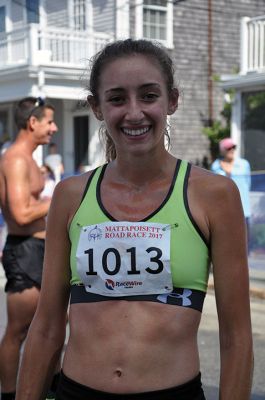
[121, 126, 151, 137]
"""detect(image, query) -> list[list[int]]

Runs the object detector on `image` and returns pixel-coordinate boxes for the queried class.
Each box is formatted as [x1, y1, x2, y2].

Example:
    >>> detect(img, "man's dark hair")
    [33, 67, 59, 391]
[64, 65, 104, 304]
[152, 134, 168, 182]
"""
[14, 97, 55, 130]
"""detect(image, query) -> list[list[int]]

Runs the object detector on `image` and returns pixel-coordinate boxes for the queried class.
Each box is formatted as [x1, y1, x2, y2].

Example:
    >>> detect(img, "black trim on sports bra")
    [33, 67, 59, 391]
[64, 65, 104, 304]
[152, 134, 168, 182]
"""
[183, 163, 209, 247]
[70, 284, 205, 312]
[80, 166, 102, 204]
[68, 167, 102, 237]
[96, 160, 181, 222]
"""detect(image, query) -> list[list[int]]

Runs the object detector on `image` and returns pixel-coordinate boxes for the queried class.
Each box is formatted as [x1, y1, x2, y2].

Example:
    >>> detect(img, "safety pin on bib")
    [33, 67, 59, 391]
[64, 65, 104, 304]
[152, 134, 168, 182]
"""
[162, 223, 179, 231]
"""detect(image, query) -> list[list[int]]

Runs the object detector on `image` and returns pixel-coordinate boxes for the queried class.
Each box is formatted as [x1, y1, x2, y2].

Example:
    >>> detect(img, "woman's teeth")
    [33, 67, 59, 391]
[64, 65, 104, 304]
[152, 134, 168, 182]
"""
[122, 127, 150, 136]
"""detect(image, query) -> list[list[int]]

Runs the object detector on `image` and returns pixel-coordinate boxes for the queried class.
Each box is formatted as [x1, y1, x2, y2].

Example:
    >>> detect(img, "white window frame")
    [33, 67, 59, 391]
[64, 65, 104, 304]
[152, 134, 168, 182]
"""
[135, 0, 173, 49]
[68, 0, 93, 32]
[69, 0, 92, 32]
[73, 0, 86, 30]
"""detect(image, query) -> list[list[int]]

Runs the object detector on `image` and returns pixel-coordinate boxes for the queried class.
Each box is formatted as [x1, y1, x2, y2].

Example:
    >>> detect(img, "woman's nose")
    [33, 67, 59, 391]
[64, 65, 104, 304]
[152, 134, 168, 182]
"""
[125, 99, 144, 122]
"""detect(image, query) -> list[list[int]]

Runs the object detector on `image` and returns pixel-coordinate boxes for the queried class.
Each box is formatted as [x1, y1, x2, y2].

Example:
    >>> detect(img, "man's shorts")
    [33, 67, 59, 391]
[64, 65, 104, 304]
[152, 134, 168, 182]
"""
[2, 234, 45, 293]
[56, 370, 206, 400]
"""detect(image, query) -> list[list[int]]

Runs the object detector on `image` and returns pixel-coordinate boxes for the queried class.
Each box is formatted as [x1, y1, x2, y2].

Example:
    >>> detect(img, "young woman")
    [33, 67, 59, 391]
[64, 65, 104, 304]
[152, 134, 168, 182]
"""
[16, 39, 253, 400]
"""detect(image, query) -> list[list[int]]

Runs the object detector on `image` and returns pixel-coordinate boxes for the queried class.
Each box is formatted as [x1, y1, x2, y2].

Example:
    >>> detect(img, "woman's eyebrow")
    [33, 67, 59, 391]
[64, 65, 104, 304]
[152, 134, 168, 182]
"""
[105, 83, 161, 94]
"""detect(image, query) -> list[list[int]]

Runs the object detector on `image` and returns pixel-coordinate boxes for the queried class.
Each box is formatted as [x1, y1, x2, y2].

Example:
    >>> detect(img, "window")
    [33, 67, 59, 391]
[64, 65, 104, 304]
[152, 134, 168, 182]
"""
[0, 111, 8, 138]
[0, 6, 5, 32]
[74, 116, 89, 171]
[242, 91, 265, 171]
[73, 0, 86, 30]
[143, 0, 167, 41]
[26, 0, 39, 23]
[135, 0, 173, 48]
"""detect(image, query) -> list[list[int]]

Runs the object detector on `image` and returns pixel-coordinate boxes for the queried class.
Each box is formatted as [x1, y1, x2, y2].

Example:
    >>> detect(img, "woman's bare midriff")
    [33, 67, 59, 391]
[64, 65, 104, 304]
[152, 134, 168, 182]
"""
[63, 300, 201, 393]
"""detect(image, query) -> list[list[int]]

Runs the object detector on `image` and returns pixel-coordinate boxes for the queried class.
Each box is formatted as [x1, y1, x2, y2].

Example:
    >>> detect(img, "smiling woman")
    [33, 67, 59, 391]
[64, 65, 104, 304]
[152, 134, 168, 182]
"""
[15, 39, 253, 400]
[87, 39, 178, 162]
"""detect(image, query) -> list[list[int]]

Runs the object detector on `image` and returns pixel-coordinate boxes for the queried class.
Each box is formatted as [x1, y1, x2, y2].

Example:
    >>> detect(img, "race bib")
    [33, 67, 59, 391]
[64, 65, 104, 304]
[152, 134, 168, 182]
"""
[76, 221, 172, 296]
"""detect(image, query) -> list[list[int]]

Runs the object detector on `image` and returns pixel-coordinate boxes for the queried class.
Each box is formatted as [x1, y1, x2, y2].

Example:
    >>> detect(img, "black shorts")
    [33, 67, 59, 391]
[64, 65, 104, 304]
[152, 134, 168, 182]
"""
[2, 234, 45, 293]
[55, 370, 206, 400]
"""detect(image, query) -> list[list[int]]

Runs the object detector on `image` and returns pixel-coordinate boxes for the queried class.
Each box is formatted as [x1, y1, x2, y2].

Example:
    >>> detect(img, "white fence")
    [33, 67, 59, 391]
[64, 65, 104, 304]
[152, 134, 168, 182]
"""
[0, 24, 112, 68]
[241, 15, 265, 73]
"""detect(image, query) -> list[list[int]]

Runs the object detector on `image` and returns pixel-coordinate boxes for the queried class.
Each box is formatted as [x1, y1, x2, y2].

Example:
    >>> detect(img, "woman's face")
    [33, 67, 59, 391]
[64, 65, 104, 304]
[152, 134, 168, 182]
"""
[92, 54, 178, 158]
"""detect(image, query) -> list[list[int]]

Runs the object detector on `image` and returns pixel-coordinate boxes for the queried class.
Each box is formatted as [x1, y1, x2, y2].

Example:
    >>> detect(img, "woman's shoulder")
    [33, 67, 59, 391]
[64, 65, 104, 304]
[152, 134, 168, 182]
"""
[52, 168, 99, 207]
[190, 164, 240, 201]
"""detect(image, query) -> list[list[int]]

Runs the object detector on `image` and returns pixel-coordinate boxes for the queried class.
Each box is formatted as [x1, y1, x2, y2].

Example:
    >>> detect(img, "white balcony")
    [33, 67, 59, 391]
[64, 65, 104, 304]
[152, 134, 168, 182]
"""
[241, 15, 265, 74]
[0, 24, 112, 69]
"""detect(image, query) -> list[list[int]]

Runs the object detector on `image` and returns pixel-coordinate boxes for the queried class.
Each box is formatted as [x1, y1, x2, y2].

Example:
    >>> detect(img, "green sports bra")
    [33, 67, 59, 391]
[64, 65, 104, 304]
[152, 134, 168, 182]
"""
[69, 159, 210, 312]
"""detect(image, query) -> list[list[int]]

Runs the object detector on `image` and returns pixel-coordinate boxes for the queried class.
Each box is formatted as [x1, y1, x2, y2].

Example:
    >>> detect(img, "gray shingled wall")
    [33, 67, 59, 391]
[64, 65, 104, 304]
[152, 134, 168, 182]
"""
[169, 0, 265, 166]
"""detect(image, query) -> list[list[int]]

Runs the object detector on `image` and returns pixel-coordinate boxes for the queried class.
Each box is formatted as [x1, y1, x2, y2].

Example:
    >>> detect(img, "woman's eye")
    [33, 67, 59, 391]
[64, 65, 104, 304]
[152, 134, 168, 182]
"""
[108, 96, 124, 104]
[143, 93, 159, 101]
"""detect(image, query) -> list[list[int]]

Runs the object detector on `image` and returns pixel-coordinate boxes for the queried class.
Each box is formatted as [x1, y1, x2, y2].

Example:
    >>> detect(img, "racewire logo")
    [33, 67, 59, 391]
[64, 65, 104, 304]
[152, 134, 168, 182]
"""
[88, 225, 102, 241]
[105, 279, 143, 291]
[105, 279, 115, 290]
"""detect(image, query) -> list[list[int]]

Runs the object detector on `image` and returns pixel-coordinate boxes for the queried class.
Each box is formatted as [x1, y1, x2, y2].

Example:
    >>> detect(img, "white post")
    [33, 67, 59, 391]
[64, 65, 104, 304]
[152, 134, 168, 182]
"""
[28, 24, 39, 65]
[231, 91, 242, 156]
[260, 21, 264, 70]
[240, 17, 250, 74]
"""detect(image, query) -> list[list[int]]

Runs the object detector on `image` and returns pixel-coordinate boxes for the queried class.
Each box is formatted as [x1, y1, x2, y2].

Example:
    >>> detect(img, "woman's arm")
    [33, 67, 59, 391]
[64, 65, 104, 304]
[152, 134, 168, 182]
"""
[209, 176, 253, 400]
[15, 177, 78, 400]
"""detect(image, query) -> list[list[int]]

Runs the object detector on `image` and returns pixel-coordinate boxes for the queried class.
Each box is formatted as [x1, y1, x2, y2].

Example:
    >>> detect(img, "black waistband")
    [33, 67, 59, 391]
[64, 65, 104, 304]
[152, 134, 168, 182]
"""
[70, 285, 205, 312]
[56, 370, 205, 400]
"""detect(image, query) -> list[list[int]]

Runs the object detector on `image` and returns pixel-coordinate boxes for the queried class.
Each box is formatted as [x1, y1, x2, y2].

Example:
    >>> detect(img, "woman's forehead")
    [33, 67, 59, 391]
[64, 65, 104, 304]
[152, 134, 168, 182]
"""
[99, 54, 166, 89]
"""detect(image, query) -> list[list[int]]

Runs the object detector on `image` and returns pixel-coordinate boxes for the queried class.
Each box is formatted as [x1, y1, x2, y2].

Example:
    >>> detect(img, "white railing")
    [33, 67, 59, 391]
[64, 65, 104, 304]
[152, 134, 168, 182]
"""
[241, 15, 265, 74]
[0, 24, 112, 68]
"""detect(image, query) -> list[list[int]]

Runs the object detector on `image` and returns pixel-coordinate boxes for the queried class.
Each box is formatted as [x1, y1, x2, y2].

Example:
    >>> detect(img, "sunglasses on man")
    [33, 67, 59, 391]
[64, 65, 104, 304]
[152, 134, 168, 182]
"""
[28, 97, 46, 119]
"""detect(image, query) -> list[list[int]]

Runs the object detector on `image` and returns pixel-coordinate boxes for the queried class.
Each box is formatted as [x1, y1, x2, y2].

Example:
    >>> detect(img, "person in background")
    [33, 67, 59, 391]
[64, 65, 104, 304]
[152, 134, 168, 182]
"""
[40, 164, 56, 200]
[0, 207, 7, 259]
[0, 97, 59, 400]
[211, 137, 251, 237]
[45, 142, 64, 184]
[16, 40, 252, 400]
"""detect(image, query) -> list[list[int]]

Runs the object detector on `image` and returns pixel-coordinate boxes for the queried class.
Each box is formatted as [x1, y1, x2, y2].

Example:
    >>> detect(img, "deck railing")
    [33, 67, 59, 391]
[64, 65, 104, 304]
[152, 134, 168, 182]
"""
[0, 24, 112, 68]
[241, 15, 265, 73]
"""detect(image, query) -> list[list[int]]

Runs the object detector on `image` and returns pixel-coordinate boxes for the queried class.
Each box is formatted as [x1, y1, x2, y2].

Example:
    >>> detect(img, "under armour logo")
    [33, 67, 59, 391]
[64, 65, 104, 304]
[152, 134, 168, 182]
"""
[157, 289, 192, 306]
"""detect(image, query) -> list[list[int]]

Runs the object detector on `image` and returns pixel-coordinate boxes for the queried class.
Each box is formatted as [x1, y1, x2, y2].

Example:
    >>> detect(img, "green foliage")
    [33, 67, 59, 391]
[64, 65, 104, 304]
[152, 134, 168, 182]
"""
[202, 89, 234, 159]
[202, 120, 230, 145]
[247, 92, 265, 110]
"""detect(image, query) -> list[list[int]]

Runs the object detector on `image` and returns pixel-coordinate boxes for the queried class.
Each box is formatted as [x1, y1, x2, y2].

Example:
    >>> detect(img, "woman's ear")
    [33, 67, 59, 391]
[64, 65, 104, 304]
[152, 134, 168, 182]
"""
[87, 95, 104, 121]
[167, 88, 179, 115]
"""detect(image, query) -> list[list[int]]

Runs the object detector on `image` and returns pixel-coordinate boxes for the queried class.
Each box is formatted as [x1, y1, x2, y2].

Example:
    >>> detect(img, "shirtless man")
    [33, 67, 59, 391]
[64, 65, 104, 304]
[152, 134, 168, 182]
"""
[0, 97, 58, 400]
